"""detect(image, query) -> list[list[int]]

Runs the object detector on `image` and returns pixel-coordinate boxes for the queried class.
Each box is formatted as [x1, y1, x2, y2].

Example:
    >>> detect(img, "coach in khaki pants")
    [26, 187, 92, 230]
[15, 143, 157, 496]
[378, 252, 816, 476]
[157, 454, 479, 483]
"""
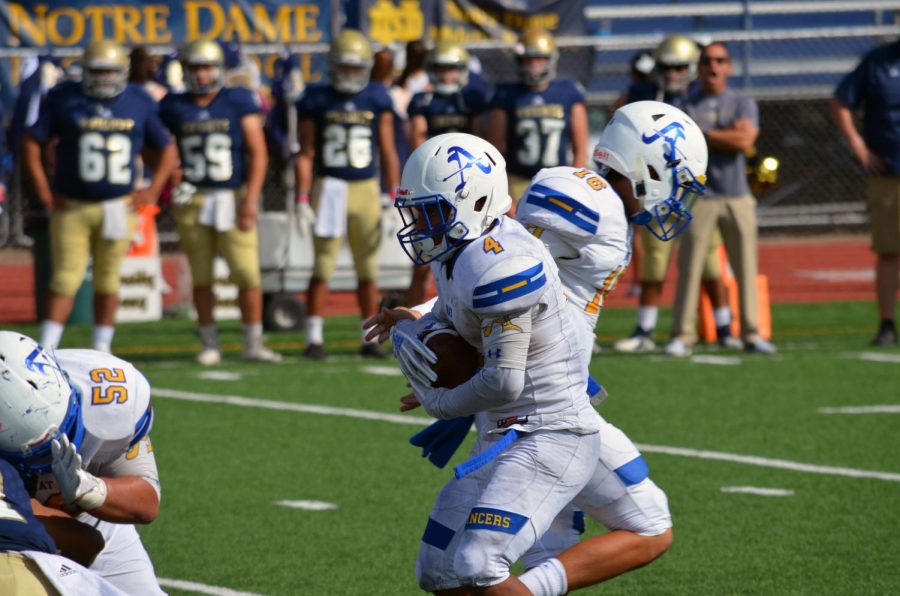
[832, 39, 900, 346]
[668, 41, 776, 355]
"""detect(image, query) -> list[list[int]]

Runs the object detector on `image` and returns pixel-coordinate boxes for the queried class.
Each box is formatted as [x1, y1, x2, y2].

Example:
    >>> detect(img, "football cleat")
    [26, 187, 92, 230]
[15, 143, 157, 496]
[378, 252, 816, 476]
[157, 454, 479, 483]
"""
[195, 348, 222, 366]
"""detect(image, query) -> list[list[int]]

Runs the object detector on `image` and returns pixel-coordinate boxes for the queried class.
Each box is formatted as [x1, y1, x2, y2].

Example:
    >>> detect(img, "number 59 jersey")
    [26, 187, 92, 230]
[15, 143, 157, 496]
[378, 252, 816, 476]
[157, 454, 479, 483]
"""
[490, 80, 586, 179]
[27, 81, 172, 201]
[297, 82, 393, 181]
[54, 350, 154, 471]
[159, 87, 260, 189]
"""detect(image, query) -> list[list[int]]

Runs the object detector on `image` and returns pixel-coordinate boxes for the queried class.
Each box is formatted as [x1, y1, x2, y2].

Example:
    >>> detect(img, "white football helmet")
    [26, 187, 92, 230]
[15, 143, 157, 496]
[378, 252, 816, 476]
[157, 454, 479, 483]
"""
[396, 133, 512, 265]
[0, 332, 83, 474]
[593, 100, 708, 240]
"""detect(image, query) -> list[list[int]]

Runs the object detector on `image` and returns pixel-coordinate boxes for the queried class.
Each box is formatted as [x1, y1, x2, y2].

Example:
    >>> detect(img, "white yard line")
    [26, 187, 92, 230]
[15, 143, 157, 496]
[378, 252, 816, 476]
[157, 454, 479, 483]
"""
[196, 371, 244, 381]
[691, 355, 742, 366]
[157, 578, 264, 596]
[361, 366, 404, 376]
[852, 352, 900, 364]
[153, 388, 900, 483]
[274, 500, 338, 510]
[720, 486, 795, 497]
[819, 404, 900, 414]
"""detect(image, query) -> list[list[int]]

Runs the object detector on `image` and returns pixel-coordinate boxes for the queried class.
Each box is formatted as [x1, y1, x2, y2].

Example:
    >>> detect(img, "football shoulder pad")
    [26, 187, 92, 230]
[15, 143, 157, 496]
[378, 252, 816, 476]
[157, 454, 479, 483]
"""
[453, 220, 552, 318]
[57, 350, 152, 445]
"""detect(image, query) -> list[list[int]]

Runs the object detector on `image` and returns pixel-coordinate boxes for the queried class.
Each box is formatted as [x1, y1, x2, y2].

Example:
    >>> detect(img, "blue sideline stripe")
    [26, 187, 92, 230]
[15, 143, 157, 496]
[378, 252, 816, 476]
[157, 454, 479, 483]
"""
[614, 455, 650, 487]
[472, 264, 546, 309]
[526, 184, 600, 234]
[422, 517, 455, 550]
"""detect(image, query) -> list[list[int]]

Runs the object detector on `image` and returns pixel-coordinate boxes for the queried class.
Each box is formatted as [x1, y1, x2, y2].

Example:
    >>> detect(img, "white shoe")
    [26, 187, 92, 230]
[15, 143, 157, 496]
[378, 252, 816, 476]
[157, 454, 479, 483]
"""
[745, 338, 777, 354]
[718, 335, 744, 350]
[592, 340, 602, 355]
[664, 338, 692, 358]
[196, 348, 222, 366]
[243, 345, 283, 363]
[613, 334, 656, 353]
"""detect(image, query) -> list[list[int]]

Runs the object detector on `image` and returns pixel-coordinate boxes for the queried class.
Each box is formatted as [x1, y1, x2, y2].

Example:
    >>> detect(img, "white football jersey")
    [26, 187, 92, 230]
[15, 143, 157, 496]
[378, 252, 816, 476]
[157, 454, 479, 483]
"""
[516, 167, 631, 333]
[429, 216, 601, 435]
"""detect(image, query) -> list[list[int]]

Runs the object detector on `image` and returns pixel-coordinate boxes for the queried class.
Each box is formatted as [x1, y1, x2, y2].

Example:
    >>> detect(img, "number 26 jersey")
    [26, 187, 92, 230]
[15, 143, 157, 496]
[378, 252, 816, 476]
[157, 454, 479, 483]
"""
[159, 87, 260, 189]
[297, 82, 393, 181]
[27, 81, 172, 201]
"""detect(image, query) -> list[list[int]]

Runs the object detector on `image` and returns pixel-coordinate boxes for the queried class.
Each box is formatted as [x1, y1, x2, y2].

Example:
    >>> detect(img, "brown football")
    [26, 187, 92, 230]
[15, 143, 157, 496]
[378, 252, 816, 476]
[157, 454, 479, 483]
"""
[423, 328, 480, 388]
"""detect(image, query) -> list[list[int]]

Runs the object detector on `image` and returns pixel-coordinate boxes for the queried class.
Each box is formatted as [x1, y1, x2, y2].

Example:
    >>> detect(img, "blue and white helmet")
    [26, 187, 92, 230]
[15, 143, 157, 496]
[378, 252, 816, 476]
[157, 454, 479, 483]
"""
[0, 332, 84, 474]
[396, 133, 512, 265]
[593, 100, 708, 240]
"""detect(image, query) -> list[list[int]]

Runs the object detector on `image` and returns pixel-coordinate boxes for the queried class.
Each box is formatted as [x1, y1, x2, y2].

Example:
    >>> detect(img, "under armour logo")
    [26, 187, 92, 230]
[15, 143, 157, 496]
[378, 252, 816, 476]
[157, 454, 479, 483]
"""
[486, 348, 502, 359]
[641, 121, 686, 161]
[443, 146, 492, 192]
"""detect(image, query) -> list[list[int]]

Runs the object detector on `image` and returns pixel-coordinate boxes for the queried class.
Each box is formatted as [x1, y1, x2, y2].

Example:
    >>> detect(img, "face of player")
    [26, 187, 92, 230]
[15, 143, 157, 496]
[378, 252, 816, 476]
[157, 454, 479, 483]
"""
[699, 44, 732, 94]
[188, 64, 218, 91]
[520, 56, 549, 81]
[659, 63, 690, 92]
[433, 65, 463, 87]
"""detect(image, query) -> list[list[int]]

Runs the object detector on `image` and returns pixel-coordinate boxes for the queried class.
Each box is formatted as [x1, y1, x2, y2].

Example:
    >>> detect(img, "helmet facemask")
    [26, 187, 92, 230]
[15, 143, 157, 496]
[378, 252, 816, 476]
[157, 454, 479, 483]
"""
[396, 194, 469, 265]
[83, 67, 128, 99]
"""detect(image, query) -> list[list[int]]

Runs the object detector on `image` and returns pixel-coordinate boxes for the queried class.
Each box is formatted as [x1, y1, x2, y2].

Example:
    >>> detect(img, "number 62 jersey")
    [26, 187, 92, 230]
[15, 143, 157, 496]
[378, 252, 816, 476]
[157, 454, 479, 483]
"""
[27, 81, 172, 200]
[160, 87, 260, 189]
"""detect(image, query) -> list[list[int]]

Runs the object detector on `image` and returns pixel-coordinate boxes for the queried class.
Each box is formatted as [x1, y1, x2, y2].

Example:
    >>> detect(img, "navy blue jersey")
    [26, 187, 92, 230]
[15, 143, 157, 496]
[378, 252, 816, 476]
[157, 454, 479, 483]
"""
[160, 87, 260, 189]
[27, 81, 171, 201]
[298, 82, 392, 181]
[408, 85, 489, 136]
[490, 80, 586, 178]
[0, 459, 57, 553]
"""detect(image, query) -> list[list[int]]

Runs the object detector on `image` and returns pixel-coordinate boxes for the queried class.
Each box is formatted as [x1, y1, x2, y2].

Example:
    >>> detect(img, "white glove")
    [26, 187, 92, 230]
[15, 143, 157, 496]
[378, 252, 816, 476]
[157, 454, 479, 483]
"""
[295, 201, 316, 237]
[391, 319, 438, 387]
[172, 181, 197, 206]
[51, 434, 108, 511]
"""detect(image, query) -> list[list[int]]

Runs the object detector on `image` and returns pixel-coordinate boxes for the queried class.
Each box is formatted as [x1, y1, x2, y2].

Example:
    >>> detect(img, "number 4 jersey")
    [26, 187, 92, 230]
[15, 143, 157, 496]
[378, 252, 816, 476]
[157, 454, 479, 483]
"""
[160, 87, 261, 189]
[490, 80, 586, 179]
[27, 81, 172, 201]
[297, 82, 393, 181]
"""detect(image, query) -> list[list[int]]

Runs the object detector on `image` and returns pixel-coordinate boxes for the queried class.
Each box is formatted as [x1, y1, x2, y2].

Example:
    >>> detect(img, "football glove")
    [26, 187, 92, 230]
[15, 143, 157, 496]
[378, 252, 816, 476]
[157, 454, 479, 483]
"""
[409, 416, 474, 468]
[391, 319, 438, 387]
[51, 434, 108, 511]
[171, 181, 197, 206]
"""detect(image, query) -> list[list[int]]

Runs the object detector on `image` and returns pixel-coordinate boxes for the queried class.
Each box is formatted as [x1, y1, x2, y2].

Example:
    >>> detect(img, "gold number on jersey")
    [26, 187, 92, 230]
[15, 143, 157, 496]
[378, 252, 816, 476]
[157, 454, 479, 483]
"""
[483, 236, 504, 254]
[89, 367, 128, 405]
[572, 168, 606, 191]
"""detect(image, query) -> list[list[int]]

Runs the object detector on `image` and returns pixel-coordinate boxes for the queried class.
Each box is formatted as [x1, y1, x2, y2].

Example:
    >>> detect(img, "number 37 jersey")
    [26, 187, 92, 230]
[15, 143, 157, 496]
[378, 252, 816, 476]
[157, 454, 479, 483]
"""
[27, 81, 172, 201]
[297, 82, 393, 181]
[160, 87, 260, 189]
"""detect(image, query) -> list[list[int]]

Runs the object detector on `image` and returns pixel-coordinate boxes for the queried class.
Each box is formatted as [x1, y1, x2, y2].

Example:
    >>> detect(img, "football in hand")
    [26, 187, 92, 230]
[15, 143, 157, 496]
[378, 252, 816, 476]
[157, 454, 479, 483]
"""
[422, 328, 480, 388]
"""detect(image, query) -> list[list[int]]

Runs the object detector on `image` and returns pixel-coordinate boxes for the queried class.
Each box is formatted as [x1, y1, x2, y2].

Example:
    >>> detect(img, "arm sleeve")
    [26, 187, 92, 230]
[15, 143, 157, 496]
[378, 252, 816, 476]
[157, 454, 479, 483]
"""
[143, 103, 173, 150]
[488, 85, 508, 110]
[233, 87, 261, 117]
[417, 307, 533, 419]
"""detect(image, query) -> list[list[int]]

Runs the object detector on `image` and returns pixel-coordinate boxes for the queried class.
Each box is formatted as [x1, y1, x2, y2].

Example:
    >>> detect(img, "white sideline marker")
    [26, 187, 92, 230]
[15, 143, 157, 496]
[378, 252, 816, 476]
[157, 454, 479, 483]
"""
[158, 578, 263, 596]
[274, 500, 338, 511]
[721, 486, 795, 497]
[819, 404, 900, 414]
[153, 388, 900, 483]
[196, 371, 243, 381]
[361, 366, 404, 377]
[853, 352, 900, 364]
[691, 355, 742, 366]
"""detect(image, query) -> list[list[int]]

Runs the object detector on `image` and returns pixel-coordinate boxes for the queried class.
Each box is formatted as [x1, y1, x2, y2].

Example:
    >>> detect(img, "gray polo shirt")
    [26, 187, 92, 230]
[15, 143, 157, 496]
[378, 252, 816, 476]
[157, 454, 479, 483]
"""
[685, 87, 757, 198]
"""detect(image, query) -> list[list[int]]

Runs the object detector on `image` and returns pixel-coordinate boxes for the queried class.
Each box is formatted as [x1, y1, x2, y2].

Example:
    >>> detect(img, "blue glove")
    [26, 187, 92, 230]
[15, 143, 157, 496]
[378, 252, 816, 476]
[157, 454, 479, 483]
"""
[409, 416, 475, 469]
[587, 374, 609, 407]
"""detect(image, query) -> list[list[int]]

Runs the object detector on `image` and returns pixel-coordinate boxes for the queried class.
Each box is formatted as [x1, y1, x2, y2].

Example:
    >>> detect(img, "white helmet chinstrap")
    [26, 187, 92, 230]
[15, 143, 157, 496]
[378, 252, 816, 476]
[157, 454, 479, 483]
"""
[0, 331, 84, 474]
[593, 100, 708, 240]
[396, 133, 512, 265]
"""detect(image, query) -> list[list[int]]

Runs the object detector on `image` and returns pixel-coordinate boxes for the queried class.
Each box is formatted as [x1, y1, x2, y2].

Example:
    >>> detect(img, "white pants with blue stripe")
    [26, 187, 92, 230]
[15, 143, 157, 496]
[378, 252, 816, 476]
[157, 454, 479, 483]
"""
[416, 429, 602, 591]
[524, 420, 672, 568]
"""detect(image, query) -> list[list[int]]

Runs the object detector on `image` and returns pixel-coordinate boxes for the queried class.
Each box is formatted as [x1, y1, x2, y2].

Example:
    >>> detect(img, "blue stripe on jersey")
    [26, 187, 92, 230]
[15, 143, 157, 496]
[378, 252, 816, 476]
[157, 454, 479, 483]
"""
[472, 263, 546, 309]
[422, 517, 455, 550]
[465, 507, 528, 535]
[614, 455, 650, 487]
[130, 405, 154, 447]
[572, 510, 586, 534]
[525, 183, 600, 234]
